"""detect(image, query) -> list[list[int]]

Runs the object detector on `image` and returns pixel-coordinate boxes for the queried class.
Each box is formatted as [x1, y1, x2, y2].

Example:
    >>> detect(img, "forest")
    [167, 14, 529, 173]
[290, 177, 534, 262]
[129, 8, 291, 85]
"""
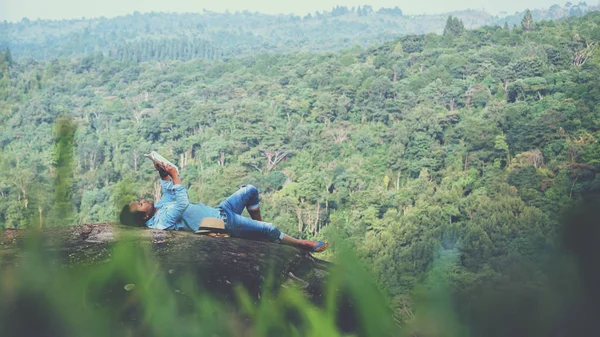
[1, 3, 597, 61]
[1, 6, 600, 336]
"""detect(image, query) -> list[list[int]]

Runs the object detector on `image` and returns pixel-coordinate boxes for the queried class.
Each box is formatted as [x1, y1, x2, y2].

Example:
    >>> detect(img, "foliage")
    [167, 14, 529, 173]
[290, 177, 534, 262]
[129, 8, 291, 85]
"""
[444, 16, 465, 37]
[1, 9, 600, 334]
[1, 4, 598, 61]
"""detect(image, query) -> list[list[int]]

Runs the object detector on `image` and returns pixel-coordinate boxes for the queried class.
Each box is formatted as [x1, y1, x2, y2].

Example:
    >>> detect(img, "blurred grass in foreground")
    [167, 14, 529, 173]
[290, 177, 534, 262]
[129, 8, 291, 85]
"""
[3, 215, 598, 337]
[0, 230, 406, 337]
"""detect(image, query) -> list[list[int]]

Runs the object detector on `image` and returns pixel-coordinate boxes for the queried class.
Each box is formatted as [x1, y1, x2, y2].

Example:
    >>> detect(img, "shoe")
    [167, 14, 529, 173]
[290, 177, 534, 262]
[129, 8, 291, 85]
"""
[311, 241, 330, 253]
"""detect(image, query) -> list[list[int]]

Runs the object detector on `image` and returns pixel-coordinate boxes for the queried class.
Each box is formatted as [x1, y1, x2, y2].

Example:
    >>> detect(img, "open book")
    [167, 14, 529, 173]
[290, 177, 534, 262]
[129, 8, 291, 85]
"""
[144, 151, 180, 174]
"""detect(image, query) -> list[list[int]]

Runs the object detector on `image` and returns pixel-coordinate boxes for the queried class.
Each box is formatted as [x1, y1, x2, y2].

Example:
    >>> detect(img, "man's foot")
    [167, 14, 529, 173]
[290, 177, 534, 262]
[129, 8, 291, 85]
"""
[307, 241, 329, 253]
[280, 235, 330, 253]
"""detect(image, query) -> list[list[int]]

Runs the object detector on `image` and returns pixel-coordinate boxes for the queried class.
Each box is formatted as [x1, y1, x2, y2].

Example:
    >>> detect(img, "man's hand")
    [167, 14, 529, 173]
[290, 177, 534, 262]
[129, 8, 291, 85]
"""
[164, 164, 182, 185]
[154, 162, 170, 180]
[154, 161, 166, 172]
[163, 163, 178, 177]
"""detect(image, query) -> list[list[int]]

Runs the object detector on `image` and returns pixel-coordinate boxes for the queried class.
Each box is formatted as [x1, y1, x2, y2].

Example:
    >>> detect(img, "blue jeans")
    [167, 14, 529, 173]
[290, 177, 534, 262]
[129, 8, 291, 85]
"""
[217, 185, 284, 243]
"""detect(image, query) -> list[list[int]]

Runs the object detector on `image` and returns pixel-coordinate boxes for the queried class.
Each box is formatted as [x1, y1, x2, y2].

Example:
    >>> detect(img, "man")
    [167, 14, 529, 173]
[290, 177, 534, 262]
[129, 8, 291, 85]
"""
[120, 162, 329, 253]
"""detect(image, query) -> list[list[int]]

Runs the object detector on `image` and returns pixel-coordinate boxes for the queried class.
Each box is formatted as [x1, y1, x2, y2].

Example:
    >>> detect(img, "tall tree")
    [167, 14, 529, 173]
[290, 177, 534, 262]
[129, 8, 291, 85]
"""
[444, 16, 465, 36]
[50, 117, 76, 226]
[3, 48, 13, 66]
[521, 9, 534, 31]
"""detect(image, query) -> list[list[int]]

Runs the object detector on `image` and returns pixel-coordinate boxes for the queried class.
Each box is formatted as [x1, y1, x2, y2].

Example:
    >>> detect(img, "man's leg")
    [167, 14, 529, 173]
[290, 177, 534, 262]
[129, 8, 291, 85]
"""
[226, 211, 328, 253]
[218, 184, 262, 220]
[248, 208, 263, 221]
[280, 234, 329, 253]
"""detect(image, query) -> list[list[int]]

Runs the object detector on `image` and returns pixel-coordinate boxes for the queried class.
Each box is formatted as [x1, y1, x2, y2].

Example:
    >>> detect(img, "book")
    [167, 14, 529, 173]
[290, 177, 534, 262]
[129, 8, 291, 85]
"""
[144, 151, 180, 174]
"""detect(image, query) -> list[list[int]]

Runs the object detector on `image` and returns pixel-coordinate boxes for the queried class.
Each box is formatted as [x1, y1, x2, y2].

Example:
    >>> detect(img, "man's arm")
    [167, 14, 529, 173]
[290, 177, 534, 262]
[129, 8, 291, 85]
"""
[151, 164, 188, 229]
[154, 162, 176, 205]
[166, 164, 183, 186]
[164, 164, 188, 221]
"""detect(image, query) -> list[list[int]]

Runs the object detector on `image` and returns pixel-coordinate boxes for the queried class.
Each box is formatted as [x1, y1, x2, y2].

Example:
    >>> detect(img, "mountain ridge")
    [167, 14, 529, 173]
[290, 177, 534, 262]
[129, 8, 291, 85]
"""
[1, 4, 597, 61]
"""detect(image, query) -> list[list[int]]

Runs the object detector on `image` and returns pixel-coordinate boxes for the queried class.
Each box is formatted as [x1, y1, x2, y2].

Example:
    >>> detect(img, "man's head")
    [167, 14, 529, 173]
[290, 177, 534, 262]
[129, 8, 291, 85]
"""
[119, 200, 155, 227]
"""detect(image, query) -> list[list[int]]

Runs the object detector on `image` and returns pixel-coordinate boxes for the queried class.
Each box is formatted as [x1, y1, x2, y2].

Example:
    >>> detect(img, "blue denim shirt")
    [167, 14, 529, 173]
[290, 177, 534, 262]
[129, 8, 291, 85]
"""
[145, 180, 221, 231]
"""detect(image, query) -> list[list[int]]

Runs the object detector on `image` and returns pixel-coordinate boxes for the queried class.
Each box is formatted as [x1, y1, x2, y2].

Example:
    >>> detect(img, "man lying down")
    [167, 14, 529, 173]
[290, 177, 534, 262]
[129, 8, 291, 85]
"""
[120, 162, 329, 253]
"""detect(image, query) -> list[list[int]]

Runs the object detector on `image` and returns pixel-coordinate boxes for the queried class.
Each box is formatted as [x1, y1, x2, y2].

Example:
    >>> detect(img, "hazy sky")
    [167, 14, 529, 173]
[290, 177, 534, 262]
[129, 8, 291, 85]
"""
[0, 0, 576, 22]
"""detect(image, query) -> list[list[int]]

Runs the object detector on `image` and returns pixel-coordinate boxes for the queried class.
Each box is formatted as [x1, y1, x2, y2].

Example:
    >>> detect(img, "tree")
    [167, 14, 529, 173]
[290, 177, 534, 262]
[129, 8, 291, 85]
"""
[521, 10, 534, 31]
[573, 42, 596, 67]
[378, 7, 403, 16]
[3, 48, 13, 66]
[444, 16, 465, 36]
[50, 117, 77, 226]
[494, 134, 511, 168]
[261, 149, 291, 173]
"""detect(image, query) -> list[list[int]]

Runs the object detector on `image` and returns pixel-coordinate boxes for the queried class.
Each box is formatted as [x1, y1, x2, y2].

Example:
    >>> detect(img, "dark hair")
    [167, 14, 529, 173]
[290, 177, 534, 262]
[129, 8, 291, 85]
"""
[119, 204, 147, 227]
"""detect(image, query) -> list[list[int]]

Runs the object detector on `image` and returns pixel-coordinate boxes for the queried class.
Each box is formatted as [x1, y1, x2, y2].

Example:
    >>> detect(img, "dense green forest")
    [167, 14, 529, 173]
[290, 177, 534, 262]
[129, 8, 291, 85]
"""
[1, 8, 600, 335]
[1, 3, 597, 62]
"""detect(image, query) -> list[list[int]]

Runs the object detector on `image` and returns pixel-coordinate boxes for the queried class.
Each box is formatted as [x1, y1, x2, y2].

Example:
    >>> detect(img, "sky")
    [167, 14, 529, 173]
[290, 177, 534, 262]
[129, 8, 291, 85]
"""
[0, 0, 580, 22]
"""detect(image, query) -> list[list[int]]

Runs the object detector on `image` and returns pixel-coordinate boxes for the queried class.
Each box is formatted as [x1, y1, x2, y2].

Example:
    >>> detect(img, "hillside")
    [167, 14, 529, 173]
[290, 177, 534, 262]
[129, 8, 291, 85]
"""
[1, 4, 597, 61]
[0, 9, 599, 336]
[496, 2, 595, 26]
